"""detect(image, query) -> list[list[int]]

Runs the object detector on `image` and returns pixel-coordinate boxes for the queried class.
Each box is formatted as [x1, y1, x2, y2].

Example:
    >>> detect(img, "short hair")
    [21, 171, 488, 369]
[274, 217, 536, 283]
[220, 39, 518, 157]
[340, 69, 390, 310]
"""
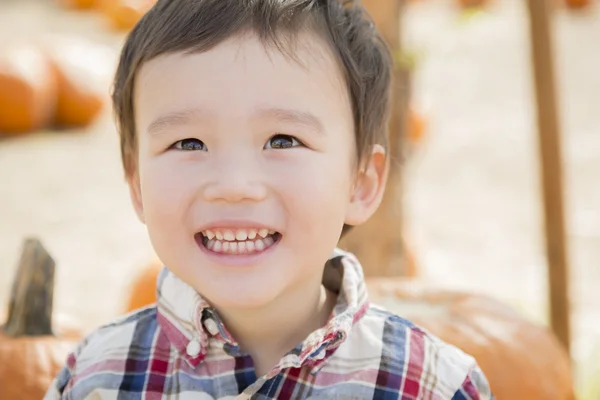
[112, 0, 394, 179]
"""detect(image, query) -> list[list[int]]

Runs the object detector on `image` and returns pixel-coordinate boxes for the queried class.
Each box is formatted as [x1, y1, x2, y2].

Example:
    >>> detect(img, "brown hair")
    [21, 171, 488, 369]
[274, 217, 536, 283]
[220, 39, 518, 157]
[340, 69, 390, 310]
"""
[112, 0, 393, 179]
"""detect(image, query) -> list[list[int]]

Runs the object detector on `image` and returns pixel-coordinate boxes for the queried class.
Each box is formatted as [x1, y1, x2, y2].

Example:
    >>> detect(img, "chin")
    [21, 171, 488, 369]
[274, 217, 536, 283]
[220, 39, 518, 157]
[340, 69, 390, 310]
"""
[202, 281, 285, 311]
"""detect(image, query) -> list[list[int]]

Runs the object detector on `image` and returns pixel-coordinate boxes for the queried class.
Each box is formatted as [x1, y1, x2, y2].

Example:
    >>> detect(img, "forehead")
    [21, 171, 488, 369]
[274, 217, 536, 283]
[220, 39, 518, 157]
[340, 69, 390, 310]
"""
[134, 31, 353, 134]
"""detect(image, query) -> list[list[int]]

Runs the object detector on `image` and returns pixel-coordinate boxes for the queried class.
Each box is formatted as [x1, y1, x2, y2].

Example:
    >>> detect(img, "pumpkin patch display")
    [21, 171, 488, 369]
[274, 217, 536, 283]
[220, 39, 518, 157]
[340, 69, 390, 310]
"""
[366, 278, 575, 400]
[0, 45, 57, 135]
[43, 36, 117, 128]
[1, 37, 117, 135]
[0, 239, 82, 400]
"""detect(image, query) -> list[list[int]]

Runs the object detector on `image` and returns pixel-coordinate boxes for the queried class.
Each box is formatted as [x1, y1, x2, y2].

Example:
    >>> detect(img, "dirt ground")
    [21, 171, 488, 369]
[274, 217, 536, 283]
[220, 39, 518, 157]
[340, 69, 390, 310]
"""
[0, 0, 598, 395]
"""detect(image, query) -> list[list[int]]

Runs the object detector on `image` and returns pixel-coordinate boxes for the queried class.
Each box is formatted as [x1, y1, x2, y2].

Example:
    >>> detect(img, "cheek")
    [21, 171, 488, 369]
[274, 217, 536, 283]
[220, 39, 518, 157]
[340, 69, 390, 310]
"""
[274, 150, 353, 236]
[138, 155, 197, 228]
[137, 156, 202, 276]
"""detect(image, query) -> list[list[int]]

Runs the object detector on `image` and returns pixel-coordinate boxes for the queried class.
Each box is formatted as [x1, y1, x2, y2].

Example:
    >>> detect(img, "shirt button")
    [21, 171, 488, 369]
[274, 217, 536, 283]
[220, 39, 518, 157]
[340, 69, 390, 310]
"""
[204, 318, 219, 335]
[186, 338, 201, 357]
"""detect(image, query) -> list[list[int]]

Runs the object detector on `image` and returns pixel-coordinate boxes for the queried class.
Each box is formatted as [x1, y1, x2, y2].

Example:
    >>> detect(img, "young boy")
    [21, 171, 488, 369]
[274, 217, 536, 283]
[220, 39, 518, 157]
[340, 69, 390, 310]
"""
[46, 0, 493, 398]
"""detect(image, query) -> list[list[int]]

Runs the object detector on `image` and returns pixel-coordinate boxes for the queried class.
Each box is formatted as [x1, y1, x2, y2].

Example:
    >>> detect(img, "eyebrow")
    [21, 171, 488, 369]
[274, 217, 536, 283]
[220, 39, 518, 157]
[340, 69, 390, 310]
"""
[147, 108, 207, 135]
[258, 107, 324, 135]
[146, 107, 325, 135]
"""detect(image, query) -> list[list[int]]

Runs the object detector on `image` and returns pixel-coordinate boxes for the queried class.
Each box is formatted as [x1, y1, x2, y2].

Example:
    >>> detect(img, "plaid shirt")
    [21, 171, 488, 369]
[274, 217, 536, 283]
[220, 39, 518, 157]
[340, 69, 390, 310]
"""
[45, 249, 493, 399]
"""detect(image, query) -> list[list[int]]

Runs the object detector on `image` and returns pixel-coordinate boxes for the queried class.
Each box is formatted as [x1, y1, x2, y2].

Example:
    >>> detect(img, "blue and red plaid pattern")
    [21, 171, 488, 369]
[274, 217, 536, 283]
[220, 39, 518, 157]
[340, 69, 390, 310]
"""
[45, 249, 494, 399]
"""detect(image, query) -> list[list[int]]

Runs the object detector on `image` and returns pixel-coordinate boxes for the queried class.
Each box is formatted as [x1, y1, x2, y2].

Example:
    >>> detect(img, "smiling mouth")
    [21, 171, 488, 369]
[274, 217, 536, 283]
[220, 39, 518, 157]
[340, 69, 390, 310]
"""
[195, 228, 282, 255]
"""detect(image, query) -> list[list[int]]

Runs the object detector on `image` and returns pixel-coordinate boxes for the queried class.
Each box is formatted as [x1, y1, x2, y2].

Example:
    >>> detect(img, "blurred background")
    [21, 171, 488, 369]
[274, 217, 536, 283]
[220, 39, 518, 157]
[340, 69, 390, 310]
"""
[0, 0, 598, 398]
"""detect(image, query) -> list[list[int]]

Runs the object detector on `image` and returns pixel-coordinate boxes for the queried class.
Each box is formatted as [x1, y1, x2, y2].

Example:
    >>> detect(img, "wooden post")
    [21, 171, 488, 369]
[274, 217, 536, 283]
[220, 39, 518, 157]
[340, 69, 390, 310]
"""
[3, 238, 56, 337]
[526, 0, 571, 354]
[339, 0, 416, 277]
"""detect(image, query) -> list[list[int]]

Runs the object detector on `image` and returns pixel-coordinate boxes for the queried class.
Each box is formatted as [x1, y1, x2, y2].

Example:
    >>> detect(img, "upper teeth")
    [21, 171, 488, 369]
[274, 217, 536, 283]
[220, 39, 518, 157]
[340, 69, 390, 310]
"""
[203, 228, 275, 241]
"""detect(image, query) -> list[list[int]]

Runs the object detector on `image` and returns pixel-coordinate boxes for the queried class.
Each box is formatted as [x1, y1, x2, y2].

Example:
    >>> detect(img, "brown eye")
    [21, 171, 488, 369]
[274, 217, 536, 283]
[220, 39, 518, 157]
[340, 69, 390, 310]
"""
[172, 138, 207, 151]
[265, 134, 300, 149]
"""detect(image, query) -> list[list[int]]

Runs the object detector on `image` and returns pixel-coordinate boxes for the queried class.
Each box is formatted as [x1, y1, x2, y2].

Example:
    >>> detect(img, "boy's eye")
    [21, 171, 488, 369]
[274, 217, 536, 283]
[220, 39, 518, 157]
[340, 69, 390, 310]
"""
[264, 134, 301, 150]
[171, 138, 207, 151]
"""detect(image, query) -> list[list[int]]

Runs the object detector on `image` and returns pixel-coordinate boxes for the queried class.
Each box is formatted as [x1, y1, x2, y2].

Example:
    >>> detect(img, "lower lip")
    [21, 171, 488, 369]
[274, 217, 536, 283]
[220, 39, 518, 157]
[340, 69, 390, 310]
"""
[194, 235, 280, 266]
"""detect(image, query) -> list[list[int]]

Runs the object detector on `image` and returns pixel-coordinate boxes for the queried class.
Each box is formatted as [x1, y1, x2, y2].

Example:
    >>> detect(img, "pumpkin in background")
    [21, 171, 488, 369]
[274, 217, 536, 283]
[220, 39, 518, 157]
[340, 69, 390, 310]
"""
[125, 259, 163, 312]
[42, 36, 117, 128]
[102, 0, 156, 32]
[0, 45, 57, 135]
[56, 0, 100, 9]
[366, 278, 575, 400]
[0, 239, 83, 400]
[406, 106, 427, 145]
[564, 0, 591, 9]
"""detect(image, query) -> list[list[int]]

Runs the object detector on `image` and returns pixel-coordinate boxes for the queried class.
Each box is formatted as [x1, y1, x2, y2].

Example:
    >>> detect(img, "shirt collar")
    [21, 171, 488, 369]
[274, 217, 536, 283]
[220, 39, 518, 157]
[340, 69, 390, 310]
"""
[155, 248, 370, 373]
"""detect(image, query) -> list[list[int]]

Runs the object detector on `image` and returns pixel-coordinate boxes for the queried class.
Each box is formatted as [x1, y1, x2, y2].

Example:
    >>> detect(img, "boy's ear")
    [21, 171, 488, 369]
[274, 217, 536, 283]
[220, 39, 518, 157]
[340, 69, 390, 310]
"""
[127, 172, 146, 224]
[345, 144, 388, 226]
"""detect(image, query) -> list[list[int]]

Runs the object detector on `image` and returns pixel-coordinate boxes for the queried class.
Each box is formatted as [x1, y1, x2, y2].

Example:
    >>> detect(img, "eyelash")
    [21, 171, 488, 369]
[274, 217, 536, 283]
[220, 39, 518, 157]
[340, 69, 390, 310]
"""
[170, 134, 304, 151]
[264, 134, 303, 149]
[170, 138, 207, 152]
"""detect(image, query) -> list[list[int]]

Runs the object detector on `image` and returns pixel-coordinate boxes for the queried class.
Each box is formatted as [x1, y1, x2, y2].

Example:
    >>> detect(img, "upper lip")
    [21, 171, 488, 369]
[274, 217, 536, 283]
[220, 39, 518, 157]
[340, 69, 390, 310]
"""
[196, 220, 280, 233]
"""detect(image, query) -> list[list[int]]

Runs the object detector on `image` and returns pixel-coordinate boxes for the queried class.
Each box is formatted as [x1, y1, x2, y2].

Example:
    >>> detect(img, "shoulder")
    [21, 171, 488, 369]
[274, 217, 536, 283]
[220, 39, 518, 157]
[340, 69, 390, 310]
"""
[77, 305, 160, 362]
[347, 304, 494, 399]
[44, 306, 163, 399]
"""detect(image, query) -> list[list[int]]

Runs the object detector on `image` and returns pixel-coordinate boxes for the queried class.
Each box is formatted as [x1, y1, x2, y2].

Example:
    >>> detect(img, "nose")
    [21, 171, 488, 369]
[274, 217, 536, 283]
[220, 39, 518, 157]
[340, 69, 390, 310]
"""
[202, 157, 268, 203]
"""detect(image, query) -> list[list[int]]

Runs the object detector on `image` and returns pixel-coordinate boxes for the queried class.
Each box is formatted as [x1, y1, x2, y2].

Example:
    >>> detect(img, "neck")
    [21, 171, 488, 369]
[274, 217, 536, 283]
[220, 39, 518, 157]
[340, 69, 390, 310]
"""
[217, 279, 337, 376]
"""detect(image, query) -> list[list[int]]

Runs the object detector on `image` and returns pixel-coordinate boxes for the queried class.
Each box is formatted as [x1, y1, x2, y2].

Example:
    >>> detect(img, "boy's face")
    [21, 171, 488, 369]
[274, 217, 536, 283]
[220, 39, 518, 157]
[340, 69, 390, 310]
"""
[130, 32, 386, 310]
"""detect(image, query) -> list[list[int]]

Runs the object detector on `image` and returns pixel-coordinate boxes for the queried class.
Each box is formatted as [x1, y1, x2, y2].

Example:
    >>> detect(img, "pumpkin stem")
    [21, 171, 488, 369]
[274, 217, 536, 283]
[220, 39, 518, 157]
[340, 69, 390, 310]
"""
[3, 238, 56, 337]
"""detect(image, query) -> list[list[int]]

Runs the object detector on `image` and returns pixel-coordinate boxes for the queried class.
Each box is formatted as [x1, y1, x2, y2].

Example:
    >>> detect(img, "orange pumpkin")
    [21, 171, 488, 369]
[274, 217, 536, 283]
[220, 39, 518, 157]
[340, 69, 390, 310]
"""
[42, 36, 117, 128]
[564, 0, 591, 9]
[366, 278, 575, 400]
[102, 0, 156, 31]
[406, 107, 427, 145]
[0, 239, 82, 399]
[126, 260, 163, 312]
[0, 45, 57, 135]
[56, 0, 100, 9]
